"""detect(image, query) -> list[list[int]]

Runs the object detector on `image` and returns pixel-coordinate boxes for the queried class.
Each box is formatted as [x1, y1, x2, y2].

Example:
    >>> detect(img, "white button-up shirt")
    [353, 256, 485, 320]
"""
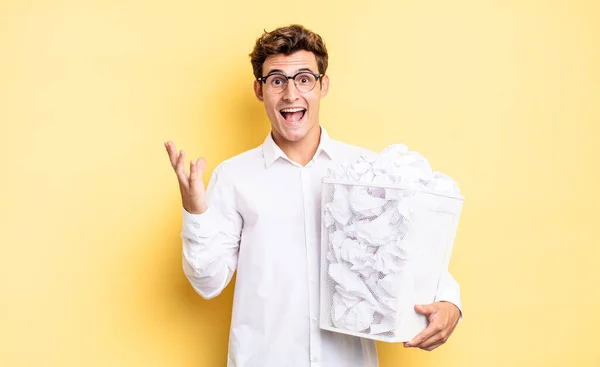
[181, 127, 462, 367]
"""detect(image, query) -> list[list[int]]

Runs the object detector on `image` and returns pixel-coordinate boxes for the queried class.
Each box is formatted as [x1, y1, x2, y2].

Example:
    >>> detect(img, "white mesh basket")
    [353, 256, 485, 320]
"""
[319, 178, 464, 342]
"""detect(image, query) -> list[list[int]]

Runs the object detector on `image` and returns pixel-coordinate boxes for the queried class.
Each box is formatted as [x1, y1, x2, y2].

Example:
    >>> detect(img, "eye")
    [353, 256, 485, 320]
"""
[269, 75, 286, 87]
[296, 73, 314, 85]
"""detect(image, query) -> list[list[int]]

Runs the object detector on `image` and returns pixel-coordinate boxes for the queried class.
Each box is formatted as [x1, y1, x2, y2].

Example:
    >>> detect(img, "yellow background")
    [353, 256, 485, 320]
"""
[1, 0, 599, 366]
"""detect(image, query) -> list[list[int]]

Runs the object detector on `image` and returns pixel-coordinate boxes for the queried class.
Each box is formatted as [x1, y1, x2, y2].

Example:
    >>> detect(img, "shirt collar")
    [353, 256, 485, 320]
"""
[262, 125, 339, 168]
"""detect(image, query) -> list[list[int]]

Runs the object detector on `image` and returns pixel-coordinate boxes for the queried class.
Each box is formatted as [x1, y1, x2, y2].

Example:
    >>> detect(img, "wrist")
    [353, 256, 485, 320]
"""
[184, 202, 207, 215]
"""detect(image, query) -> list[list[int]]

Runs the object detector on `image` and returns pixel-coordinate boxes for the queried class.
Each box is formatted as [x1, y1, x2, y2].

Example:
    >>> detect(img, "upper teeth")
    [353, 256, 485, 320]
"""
[281, 108, 305, 113]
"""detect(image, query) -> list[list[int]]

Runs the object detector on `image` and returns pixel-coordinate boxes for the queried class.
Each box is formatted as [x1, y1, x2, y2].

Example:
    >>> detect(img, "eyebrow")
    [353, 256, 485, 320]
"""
[264, 67, 315, 76]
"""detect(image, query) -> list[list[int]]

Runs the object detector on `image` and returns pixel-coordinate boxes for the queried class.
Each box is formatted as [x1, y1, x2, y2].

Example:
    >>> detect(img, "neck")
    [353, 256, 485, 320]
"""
[273, 125, 322, 166]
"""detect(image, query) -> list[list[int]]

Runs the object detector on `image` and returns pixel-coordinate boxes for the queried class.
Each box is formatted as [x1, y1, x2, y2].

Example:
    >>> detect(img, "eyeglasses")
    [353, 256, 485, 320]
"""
[257, 71, 324, 94]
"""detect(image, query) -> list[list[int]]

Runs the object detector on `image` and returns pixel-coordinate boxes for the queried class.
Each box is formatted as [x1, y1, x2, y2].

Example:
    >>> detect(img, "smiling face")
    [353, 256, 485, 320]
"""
[254, 50, 329, 146]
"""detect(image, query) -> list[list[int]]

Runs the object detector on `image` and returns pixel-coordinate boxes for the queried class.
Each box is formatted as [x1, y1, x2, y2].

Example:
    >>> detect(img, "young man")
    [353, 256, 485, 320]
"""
[165, 24, 462, 367]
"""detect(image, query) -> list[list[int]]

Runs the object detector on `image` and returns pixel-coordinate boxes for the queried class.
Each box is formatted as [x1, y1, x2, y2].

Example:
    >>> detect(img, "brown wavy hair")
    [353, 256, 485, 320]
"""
[249, 24, 329, 80]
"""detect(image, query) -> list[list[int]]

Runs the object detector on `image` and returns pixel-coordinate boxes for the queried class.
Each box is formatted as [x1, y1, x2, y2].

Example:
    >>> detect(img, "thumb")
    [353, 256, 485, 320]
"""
[414, 304, 436, 316]
[196, 158, 207, 173]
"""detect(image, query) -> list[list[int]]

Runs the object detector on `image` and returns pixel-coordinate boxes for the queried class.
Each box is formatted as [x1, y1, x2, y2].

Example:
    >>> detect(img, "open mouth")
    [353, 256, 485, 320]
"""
[279, 107, 306, 123]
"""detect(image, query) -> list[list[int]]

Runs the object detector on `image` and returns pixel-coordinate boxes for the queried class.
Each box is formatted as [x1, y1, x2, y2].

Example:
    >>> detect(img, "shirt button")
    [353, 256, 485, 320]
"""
[311, 356, 318, 362]
[312, 317, 318, 323]
[310, 278, 316, 285]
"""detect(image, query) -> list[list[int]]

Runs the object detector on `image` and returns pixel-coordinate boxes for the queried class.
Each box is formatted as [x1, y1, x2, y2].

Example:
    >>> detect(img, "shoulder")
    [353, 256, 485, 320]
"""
[211, 146, 264, 181]
[329, 137, 377, 163]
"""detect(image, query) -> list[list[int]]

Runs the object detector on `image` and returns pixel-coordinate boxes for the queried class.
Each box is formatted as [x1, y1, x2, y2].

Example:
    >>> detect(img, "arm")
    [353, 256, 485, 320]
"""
[164, 141, 241, 300]
[181, 166, 242, 299]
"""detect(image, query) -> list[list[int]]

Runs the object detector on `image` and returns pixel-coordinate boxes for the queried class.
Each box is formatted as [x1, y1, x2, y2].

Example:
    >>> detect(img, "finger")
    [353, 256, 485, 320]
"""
[415, 304, 436, 316]
[165, 141, 178, 168]
[190, 158, 206, 183]
[196, 157, 206, 172]
[175, 150, 189, 183]
[189, 159, 195, 180]
[405, 322, 440, 348]
[423, 341, 444, 352]
[417, 332, 444, 349]
[189, 159, 198, 184]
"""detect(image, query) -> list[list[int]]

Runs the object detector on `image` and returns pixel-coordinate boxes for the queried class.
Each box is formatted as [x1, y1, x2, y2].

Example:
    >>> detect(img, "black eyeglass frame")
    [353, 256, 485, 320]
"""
[257, 71, 324, 93]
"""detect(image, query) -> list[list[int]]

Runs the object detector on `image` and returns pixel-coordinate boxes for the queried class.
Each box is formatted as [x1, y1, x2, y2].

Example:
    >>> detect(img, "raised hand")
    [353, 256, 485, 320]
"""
[164, 141, 208, 214]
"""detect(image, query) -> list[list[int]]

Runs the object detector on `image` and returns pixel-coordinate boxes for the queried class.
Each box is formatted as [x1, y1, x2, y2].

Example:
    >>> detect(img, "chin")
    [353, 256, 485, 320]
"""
[278, 127, 307, 142]
[289, 132, 309, 142]
[277, 120, 318, 142]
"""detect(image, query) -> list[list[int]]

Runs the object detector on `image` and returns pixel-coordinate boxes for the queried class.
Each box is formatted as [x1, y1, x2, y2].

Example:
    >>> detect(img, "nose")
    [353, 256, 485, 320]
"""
[282, 79, 300, 101]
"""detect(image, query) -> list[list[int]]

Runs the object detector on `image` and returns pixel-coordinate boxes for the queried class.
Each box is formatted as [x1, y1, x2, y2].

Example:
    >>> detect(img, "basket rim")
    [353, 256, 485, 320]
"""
[322, 178, 465, 201]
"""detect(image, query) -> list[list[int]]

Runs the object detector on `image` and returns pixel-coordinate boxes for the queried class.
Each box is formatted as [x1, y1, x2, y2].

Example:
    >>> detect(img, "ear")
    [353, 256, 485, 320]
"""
[254, 80, 264, 101]
[319, 74, 330, 98]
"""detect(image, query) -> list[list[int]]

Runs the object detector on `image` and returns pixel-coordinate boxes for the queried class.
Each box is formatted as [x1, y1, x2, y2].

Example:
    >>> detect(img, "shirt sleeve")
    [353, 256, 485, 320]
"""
[181, 164, 242, 299]
[434, 270, 463, 319]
